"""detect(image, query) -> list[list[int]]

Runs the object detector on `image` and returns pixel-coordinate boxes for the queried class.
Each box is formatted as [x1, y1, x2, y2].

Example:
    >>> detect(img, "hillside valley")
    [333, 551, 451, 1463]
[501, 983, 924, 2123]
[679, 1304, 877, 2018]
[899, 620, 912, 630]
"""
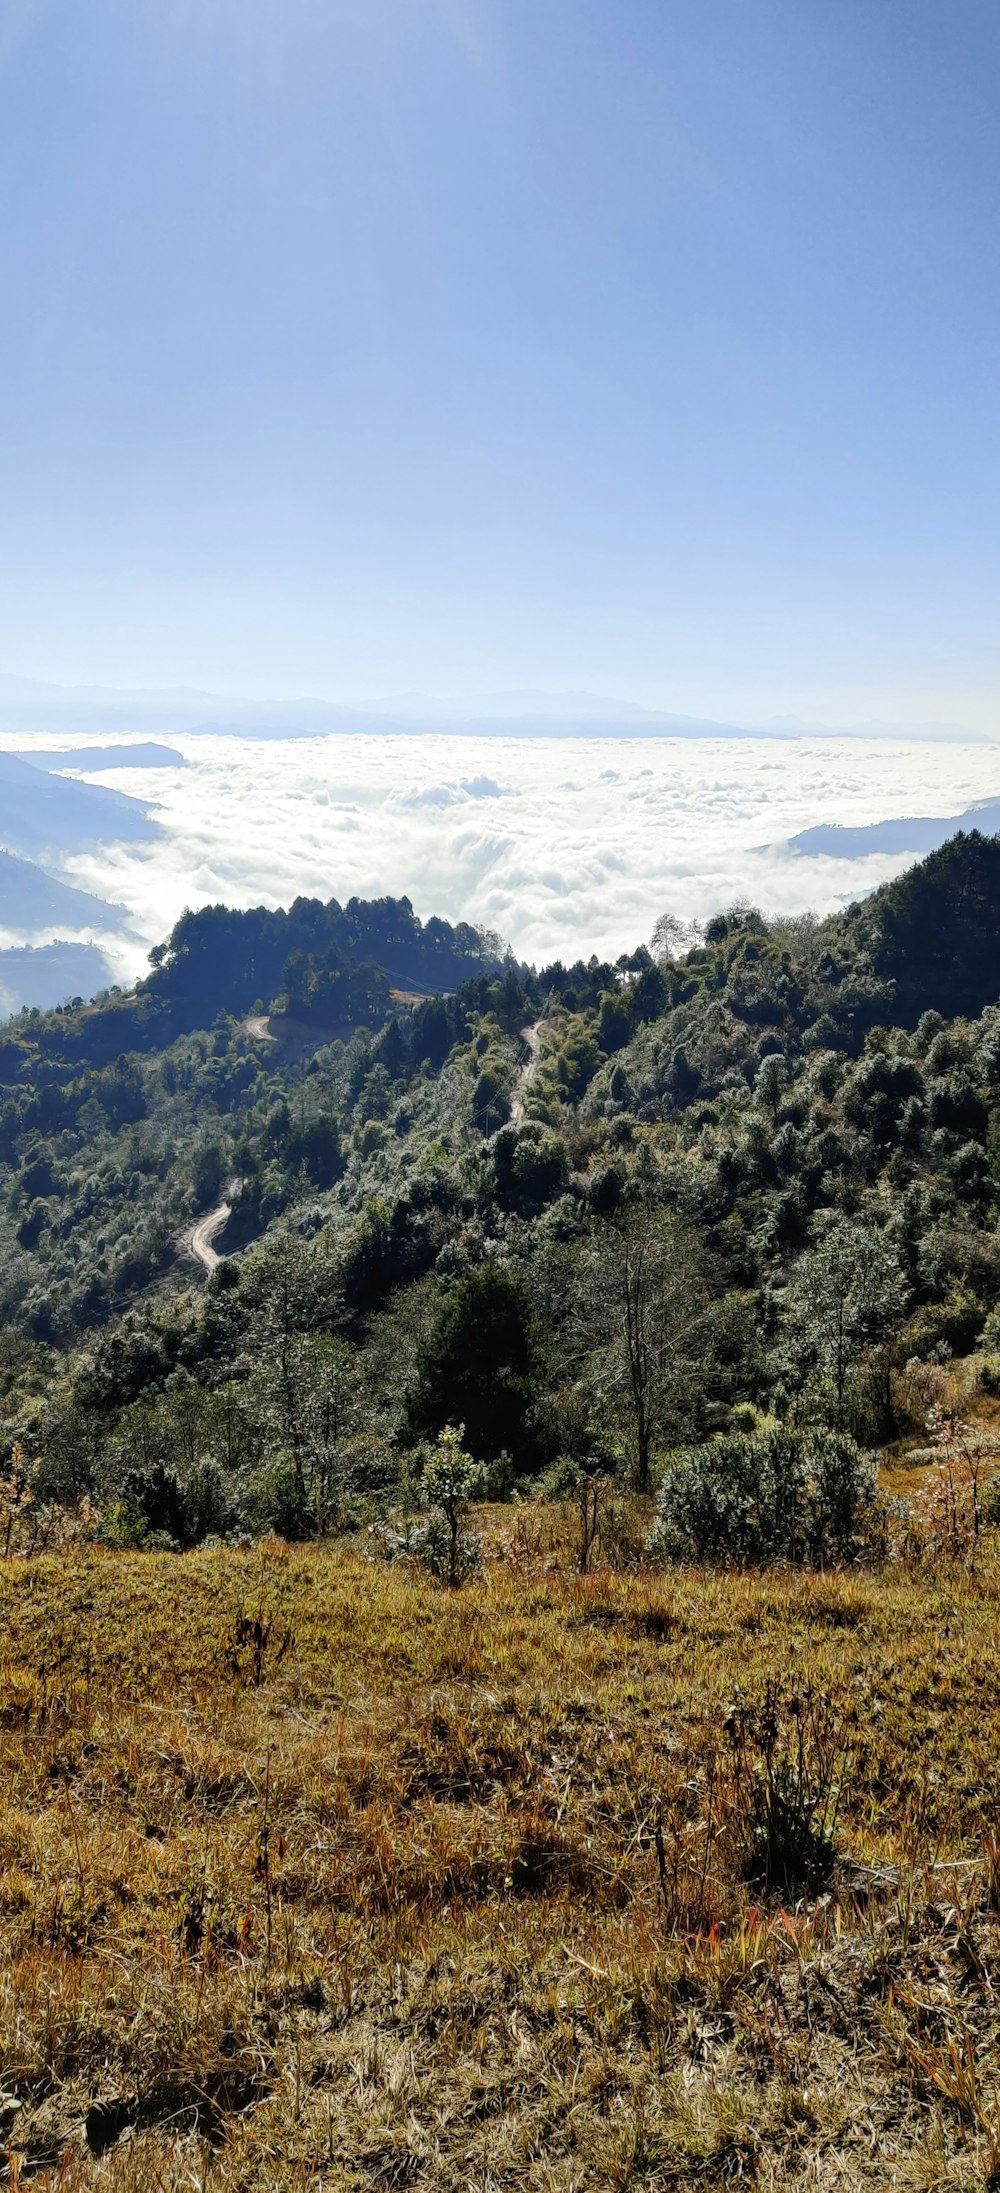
[3, 837, 1000, 2184]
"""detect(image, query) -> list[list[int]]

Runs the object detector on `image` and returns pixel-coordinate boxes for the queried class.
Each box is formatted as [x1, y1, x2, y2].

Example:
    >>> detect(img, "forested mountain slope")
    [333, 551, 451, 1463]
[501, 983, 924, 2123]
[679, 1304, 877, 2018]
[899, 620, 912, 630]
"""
[3, 829, 1000, 1545]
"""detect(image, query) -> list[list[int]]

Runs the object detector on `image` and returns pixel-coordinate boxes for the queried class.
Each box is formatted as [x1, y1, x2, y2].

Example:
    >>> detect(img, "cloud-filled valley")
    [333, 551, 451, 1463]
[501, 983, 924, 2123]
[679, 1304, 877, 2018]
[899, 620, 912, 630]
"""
[2, 730, 1000, 991]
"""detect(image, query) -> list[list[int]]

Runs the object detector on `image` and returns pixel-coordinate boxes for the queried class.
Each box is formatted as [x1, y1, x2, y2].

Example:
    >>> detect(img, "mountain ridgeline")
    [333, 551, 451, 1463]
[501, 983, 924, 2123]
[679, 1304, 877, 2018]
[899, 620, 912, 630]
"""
[146, 893, 498, 1025]
[2, 892, 500, 1069]
[3, 829, 1000, 1548]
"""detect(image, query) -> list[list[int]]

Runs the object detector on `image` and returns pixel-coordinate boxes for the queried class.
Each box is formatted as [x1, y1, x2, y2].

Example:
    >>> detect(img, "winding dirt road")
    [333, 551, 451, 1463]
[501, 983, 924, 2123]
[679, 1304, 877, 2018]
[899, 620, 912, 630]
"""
[187, 1198, 233, 1274]
[510, 1021, 543, 1126]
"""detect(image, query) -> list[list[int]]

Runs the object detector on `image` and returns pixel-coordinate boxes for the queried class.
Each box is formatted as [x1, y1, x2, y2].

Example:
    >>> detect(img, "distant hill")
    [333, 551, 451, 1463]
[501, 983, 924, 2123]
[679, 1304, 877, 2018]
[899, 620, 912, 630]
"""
[787, 797, 1000, 859]
[0, 850, 128, 936]
[13, 743, 184, 773]
[0, 672, 756, 739]
[0, 751, 158, 859]
[0, 941, 114, 1018]
[1, 669, 968, 744]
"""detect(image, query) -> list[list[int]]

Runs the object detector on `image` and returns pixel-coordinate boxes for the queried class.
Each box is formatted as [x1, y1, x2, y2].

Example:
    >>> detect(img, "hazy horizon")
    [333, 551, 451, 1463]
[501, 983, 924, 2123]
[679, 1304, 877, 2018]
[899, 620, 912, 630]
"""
[0, 667, 991, 745]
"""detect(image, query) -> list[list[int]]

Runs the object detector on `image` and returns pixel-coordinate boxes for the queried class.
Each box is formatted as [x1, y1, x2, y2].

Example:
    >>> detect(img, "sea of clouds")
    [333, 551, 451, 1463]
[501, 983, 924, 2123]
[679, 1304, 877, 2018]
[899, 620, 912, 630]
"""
[6, 730, 1000, 977]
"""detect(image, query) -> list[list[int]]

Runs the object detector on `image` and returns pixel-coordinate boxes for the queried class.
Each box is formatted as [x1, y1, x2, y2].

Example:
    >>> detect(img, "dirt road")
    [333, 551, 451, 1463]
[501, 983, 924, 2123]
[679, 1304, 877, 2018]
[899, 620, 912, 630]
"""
[188, 1199, 233, 1274]
[510, 1021, 542, 1126]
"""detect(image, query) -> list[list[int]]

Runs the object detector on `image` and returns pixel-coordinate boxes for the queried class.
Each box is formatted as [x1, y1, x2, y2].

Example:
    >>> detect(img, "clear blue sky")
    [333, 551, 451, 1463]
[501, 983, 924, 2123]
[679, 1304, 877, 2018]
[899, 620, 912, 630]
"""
[0, 0, 998, 727]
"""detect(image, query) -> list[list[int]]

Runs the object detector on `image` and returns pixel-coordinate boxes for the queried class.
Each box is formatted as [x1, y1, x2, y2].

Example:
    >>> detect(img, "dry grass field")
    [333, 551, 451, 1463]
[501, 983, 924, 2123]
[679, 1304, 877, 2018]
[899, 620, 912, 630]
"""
[2, 1518, 1000, 2189]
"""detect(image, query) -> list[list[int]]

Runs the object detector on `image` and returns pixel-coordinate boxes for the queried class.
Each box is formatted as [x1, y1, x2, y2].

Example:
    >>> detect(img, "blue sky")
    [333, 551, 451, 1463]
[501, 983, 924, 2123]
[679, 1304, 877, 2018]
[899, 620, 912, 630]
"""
[0, 0, 997, 727]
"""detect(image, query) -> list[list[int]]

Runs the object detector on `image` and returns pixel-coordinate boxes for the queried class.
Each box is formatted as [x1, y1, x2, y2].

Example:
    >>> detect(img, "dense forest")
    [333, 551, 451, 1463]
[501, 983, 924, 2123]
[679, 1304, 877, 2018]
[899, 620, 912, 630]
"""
[4, 830, 1000, 1554]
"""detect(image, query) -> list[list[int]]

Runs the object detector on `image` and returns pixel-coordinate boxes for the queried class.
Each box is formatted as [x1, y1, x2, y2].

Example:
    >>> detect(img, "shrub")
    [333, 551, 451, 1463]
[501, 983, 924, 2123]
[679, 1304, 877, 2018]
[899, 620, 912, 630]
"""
[648, 1425, 877, 1567]
[904, 1286, 986, 1361]
[269, 1463, 315, 1542]
[491, 1123, 568, 1215]
[419, 1508, 484, 1586]
[911, 1406, 1000, 1560]
[186, 1460, 238, 1541]
[223, 1596, 294, 1688]
[542, 1457, 607, 1574]
[102, 1489, 157, 1550]
[371, 1425, 485, 1586]
[417, 1426, 485, 1585]
[118, 1462, 191, 1549]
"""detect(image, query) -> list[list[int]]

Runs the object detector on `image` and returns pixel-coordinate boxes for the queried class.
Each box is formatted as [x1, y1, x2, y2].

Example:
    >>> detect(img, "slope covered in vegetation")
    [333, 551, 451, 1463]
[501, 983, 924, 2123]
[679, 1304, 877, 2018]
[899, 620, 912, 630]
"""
[3, 832, 1000, 1538]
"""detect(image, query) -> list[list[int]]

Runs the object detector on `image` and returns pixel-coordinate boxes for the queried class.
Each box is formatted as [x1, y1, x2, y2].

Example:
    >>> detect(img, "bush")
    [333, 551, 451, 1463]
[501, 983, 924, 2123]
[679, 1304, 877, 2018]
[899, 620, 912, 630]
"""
[119, 1463, 191, 1549]
[416, 1426, 485, 1585]
[904, 1287, 985, 1361]
[370, 1425, 485, 1586]
[491, 1123, 568, 1215]
[541, 1457, 608, 1574]
[368, 1509, 484, 1587]
[101, 1490, 151, 1550]
[186, 1460, 238, 1541]
[648, 1426, 877, 1567]
[269, 1464, 315, 1542]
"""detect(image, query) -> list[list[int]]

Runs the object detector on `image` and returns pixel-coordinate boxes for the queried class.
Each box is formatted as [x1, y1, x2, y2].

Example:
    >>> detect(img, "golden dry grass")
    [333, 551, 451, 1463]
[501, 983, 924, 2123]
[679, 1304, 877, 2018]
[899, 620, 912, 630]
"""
[2, 1529, 1000, 2185]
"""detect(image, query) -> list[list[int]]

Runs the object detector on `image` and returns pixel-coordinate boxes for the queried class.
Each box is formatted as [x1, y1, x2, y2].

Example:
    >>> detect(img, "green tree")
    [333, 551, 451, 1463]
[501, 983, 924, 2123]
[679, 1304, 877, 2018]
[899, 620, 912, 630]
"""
[251, 1325, 362, 1534]
[471, 1066, 510, 1135]
[597, 991, 632, 1055]
[285, 1113, 344, 1189]
[246, 1235, 344, 1518]
[294, 1333, 364, 1531]
[787, 1216, 902, 1431]
[586, 1204, 711, 1491]
[192, 1138, 227, 1210]
[406, 1263, 536, 1463]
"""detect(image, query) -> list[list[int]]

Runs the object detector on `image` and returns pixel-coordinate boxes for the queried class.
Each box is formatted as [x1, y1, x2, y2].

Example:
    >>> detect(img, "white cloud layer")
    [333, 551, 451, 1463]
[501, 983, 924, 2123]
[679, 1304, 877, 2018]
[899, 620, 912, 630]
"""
[5, 732, 1000, 980]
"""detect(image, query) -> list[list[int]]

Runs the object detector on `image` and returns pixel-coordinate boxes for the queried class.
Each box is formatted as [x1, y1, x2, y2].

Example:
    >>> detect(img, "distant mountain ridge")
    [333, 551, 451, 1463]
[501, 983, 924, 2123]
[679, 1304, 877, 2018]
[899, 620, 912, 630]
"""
[0, 850, 128, 936]
[13, 743, 183, 772]
[0, 941, 114, 1018]
[0, 751, 157, 860]
[0, 671, 981, 743]
[787, 796, 1000, 859]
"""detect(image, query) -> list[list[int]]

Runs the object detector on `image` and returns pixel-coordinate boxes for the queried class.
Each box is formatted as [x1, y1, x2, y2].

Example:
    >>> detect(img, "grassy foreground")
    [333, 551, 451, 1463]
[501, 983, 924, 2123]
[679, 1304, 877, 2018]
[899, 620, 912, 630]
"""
[2, 1530, 1000, 2187]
